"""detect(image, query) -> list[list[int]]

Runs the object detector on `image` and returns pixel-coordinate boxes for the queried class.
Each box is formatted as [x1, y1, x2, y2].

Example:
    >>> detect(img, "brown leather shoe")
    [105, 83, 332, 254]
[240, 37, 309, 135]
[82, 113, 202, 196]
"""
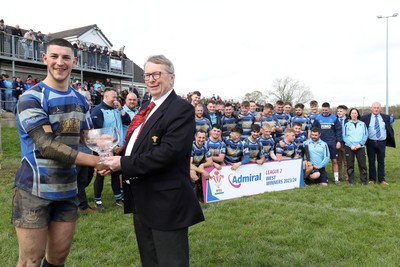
[368, 181, 376, 184]
[380, 181, 389, 185]
[81, 207, 96, 213]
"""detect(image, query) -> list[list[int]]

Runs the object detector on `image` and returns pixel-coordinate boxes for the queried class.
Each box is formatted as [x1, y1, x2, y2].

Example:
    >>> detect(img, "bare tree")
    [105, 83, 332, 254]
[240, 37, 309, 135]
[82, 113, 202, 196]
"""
[267, 76, 313, 105]
[241, 90, 267, 105]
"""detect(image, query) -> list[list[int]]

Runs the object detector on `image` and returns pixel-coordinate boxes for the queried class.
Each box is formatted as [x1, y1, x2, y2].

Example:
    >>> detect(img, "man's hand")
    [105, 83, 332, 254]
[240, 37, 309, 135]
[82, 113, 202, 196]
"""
[97, 156, 122, 176]
[95, 162, 109, 172]
[231, 162, 242, 170]
[202, 170, 211, 179]
[213, 162, 222, 170]
[256, 158, 264, 165]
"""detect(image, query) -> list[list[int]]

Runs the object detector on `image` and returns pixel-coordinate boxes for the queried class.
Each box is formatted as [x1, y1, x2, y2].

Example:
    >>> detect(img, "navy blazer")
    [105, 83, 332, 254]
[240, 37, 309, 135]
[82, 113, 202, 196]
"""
[121, 90, 204, 231]
[361, 113, 396, 148]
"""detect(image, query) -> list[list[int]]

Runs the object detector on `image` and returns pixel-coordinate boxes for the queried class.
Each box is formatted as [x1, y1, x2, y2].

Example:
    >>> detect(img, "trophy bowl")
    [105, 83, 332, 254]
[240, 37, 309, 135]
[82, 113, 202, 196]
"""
[83, 127, 120, 164]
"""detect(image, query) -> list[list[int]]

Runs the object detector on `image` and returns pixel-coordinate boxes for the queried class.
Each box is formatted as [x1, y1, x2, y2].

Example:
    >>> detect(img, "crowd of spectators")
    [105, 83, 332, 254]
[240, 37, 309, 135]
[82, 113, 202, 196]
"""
[0, 74, 141, 114]
[72, 40, 128, 70]
[0, 18, 128, 65]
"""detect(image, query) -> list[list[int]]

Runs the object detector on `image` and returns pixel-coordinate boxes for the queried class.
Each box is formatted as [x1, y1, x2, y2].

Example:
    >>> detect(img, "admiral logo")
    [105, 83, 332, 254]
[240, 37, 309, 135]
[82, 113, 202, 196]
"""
[228, 172, 261, 188]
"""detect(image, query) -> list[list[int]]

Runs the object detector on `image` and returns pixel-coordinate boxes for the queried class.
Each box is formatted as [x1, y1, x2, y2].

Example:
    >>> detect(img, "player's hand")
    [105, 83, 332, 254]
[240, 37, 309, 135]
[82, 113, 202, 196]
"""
[202, 170, 211, 179]
[214, 163, 222, 170]
[231, 162, 241, 170]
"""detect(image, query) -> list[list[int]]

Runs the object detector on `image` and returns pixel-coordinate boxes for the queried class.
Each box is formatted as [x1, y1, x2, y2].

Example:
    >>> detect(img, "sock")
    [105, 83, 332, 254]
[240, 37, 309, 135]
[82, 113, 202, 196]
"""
[334, 172, 339, 182]
[42, 258, 64, 267]
[114, 193, 123, 202]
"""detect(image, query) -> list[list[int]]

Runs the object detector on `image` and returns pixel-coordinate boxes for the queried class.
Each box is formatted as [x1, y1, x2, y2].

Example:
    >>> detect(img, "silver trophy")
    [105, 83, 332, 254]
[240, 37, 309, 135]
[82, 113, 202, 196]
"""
[83, 127, 120, 164]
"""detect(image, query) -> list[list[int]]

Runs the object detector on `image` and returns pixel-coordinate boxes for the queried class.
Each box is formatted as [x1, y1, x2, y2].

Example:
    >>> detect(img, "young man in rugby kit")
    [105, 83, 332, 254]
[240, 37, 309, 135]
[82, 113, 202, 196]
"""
[13, 38, 107, 267]
[237, 101, 255, 140]
[273, 100, 290, 141]
[246, 124, 265, 165]
[224, 126, 250, 170]
[290, 103, 312, 138]
[190, 129, 214, 200]
[271, 128, 299, 161]
[255, 103, 281, 141]
[308, 100, 320, 125]
[221, 102, 238, 137]
[258, 124, 276, 162]
[205, 124, 226, 170]
[195, 103, 212, 137]
[249, 100, 259, 117]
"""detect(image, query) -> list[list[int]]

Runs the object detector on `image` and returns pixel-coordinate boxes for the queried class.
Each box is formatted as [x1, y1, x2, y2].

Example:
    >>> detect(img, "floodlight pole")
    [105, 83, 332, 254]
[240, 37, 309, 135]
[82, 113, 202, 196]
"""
[377, 13, 398, 114]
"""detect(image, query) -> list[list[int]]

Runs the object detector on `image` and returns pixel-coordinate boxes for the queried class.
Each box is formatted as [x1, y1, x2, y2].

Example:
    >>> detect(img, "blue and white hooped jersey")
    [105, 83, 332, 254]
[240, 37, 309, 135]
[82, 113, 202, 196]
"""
[195, 117, 212, 136]
[290, 116, 311, 136]
[206, 138, 226, 157]
[237, 113, 254, 139]
[221, 115, 238, 137]
[224, 137, 249, 164]
[15, 82, 92, 200]
[191, 141, 211, 167]
[258, 135, 275, 160]
[275, 139, 297, 158]
[246, 138, 263, 161]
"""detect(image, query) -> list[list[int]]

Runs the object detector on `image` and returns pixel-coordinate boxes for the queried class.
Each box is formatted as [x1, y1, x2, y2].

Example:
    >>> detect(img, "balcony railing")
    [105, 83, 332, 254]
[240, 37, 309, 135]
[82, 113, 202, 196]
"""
[0, 34, 134, 77]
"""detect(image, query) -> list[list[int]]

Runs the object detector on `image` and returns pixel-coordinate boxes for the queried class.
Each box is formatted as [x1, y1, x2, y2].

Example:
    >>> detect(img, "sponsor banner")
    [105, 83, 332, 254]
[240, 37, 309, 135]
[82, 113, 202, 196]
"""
[110, 58, 122, 70]
[202, 158, 304, 203]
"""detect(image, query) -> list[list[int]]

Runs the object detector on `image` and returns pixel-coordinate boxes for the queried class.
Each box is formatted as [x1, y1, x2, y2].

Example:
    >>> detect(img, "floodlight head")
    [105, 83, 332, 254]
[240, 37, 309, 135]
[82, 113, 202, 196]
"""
[377, 15, 383, 19]
[393, 13, 398, 17]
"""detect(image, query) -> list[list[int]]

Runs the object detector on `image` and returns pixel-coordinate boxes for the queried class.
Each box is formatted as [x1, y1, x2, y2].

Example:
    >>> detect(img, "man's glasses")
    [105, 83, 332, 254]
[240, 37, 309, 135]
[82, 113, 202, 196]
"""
[142, 71, 172, 81]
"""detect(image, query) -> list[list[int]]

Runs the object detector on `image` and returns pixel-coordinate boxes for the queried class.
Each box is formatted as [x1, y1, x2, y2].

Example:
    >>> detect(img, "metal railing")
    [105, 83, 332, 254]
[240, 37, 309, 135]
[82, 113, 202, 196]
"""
[0, 34, 135, 76]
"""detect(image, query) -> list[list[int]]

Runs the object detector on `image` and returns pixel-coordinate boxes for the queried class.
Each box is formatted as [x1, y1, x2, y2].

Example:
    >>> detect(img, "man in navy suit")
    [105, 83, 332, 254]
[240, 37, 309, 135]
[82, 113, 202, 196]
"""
[361, 102, 396, 185]
[103, 55, 204, 266]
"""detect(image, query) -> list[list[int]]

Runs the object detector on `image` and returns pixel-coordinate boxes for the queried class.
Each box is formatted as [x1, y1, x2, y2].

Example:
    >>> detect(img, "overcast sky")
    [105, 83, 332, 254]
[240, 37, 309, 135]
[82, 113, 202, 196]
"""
[4, 0, 400, 109]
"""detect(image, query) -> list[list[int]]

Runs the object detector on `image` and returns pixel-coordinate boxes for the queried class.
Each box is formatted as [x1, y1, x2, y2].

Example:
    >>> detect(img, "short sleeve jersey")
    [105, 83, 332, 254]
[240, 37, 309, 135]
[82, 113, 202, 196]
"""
[15, 82, 92, 200]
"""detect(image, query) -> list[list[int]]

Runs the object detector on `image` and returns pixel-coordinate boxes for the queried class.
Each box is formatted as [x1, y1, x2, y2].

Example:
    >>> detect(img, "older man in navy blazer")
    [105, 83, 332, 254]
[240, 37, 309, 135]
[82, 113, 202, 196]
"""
[361, 102, 396, 185]
[104, 55, 204, 266]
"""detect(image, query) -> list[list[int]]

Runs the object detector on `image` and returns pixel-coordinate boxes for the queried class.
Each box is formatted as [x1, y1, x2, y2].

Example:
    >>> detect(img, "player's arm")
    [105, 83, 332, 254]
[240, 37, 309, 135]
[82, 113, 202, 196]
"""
[275, 120, 283, 133]
[256, 154, 265, 165]
[255, 112, 262, 122]
[199, 157, 214, 169]
[197, 157, 213, 179]
[29, 125, 104, 169]
[212, 154, 225, 164]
